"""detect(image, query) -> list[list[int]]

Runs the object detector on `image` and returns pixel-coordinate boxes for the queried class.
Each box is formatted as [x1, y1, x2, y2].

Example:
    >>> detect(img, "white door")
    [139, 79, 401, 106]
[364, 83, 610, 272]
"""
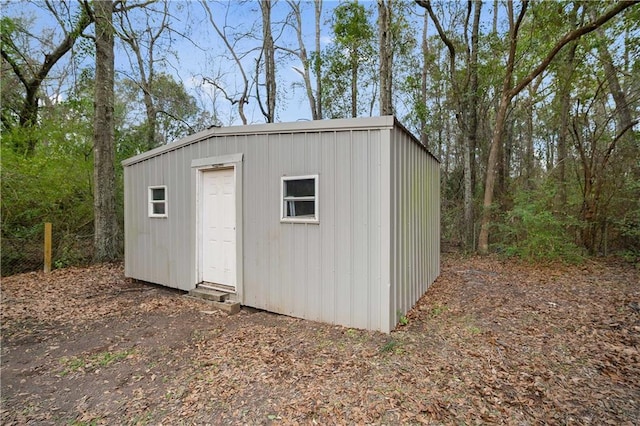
[201, 168, 236, 289]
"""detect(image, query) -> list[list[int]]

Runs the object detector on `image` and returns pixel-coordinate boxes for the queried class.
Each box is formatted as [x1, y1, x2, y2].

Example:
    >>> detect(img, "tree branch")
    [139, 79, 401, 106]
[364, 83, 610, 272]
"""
[509, 0, 639, 98]
[1, 49, 29, 88]
[416, 1, 456, 80]
[602, 119, 639, 168]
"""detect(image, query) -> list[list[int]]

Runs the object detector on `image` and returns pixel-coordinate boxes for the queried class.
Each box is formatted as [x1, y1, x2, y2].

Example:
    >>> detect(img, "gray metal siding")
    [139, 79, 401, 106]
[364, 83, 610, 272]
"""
[388, 125, 440, 331]
[124, 117, 439, 333]
[125, 152, 186, 287]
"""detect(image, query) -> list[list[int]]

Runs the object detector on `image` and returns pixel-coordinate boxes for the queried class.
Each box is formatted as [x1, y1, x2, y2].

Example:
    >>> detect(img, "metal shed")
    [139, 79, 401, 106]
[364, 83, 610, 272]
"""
[122, 116, 440, 332]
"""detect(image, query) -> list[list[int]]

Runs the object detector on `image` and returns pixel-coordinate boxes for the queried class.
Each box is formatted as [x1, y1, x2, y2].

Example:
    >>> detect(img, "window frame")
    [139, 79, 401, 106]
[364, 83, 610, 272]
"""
[148, 185, 168, 218]
[280, 174, 319, 224]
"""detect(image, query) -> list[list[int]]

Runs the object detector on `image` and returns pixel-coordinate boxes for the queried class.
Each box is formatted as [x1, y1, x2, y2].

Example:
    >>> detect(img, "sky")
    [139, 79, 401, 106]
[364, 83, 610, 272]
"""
[2, 0, 370, 126]
[2, 0, 508, 130]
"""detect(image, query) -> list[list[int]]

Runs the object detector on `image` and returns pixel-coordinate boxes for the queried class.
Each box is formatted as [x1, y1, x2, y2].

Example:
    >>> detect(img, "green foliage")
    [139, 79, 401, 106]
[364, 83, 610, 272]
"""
[611, 176, 640, 263]
[332, 1, 373, 48]
[118, 73, 200, 149]
[379, 338, 402, 354]
[497, 184, 583, 263]
[1, 113, 94, 275]
[429, 303, 447, 318]
[321, 0, 376, 118]
[59, 349, 134, 376]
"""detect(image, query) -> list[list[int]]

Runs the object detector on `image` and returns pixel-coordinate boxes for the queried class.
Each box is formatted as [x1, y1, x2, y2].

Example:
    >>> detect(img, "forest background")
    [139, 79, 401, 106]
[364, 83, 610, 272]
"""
[1, 0, 639, 275]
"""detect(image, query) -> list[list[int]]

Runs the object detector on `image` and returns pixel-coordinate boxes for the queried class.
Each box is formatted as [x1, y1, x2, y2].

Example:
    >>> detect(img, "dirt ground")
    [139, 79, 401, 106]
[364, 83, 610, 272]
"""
[1, 254, 639, 425]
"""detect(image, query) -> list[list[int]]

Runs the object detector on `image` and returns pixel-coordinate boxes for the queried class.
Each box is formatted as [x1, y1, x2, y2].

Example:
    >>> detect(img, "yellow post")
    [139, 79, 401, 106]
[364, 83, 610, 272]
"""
[44, 222, 52, 273]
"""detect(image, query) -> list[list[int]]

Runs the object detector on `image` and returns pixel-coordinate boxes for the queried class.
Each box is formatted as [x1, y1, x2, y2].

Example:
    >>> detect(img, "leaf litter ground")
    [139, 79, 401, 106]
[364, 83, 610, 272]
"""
[1, 255, 638, 424]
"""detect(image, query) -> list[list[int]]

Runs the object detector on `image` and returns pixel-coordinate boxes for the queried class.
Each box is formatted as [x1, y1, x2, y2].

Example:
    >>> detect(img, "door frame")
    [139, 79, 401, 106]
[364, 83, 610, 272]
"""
[192, 153, 243, 298]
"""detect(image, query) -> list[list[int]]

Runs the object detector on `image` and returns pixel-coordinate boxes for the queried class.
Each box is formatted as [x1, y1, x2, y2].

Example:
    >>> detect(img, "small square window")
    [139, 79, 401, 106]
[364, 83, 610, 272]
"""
[281, 175, 318, 223]
[148, 186, 167, 218]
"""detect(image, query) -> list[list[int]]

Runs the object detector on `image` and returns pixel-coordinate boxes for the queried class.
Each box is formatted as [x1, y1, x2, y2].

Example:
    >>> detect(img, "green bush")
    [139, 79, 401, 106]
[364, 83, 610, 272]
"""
[1, 129, 94, 275]
[497, 185, 583, 263]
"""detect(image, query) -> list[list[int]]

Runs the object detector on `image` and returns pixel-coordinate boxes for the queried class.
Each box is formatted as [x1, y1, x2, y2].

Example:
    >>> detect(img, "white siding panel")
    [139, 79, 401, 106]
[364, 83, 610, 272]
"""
[292, 223, 307, 318]
[243, 137, 265, 307]
[320, 132, 336, 324]
[350, 131, 369, 329]
[271, 134, 288, 313]
[368, 129, 382, 331]
[334, 131, 352, 327]
[379, 129, 392, 332]
[387, 126, 440, 331]
[305, 133, 323, 322]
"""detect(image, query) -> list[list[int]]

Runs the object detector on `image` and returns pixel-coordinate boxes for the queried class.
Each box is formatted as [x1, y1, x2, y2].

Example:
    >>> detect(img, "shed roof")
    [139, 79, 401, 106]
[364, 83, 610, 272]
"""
[122, 115, 439, 167]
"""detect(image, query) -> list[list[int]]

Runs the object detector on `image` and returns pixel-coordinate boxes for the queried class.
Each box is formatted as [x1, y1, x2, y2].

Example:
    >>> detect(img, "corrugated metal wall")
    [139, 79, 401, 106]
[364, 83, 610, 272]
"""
[123, 117, 440, 333]
[388, 124, 441, 331]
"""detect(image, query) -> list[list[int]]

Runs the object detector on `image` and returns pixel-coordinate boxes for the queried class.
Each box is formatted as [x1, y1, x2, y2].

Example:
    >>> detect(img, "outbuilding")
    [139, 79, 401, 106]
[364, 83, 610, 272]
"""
[122, 116, 440, 332]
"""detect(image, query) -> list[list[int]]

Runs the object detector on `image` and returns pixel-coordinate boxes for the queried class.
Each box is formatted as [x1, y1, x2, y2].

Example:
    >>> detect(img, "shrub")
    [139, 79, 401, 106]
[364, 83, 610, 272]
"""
[497, 184, 583, 263]
[1, 131, 94, 275]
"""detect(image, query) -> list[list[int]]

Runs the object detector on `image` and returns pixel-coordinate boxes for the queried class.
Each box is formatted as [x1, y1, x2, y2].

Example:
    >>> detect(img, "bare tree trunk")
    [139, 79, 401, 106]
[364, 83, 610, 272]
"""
[123, 22, 157, 149]
[260, 0, 276, 123]
[492, 0, 498, 33]
[117, 0, 172, 149]
[351, 55, 358, 118]
[523, 76, 542, 188]
[556, 41, 577, 207]
[478, 1, 525, 254]
[418, 0, 481, 251]
[93, 0, 120, 262]
[478, 94, 510, 254]
[524, 95, 534, 186]
[420, 11, 429, 146]
[288, 1, 318, 119]
[351, 51, 359, 118]
[201, 1, 249, 124]
[463, 0, 481, 251]
[315, 0, 323, 119]
[597, 32, 635, 142]
[378, 0, 392, 115]
[554, 4, 580, 207]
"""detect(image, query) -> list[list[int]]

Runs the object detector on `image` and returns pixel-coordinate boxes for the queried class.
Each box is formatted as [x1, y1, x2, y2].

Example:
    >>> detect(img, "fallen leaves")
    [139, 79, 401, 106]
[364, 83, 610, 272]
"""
[1, 255, 639, 424]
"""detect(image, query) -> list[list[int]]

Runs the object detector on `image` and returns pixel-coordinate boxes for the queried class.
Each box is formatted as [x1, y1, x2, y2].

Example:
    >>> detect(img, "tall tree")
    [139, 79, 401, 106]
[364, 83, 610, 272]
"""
[314, 0, 323, 119]
[322, 0, 375, 118]
[571, 81, 639, 254]
[595, 26, 637, 146]
[93, 0, 119, 261]
[418, 10, 429, 145]
[547, 3, 581, 208]
[117, 0, 172, 150]
[378, 0, 393, 115]
[201, 0, 250, 124]
[476, 0, 636, 254]
[257, 0, 276, 122]
[286, 0, 319, 120]
[554, 40, 578, 207]
[0, 2, 94, 154]
[417, 0, 482, 251]
[118, 73, 200, 146]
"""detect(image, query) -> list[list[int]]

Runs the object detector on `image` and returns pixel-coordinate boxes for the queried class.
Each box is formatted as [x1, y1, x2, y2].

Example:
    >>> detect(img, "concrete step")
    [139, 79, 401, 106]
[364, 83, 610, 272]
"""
[198, 282, 236, 294]
[184, 295, 241, 315]
[190, 287, 228, 302]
